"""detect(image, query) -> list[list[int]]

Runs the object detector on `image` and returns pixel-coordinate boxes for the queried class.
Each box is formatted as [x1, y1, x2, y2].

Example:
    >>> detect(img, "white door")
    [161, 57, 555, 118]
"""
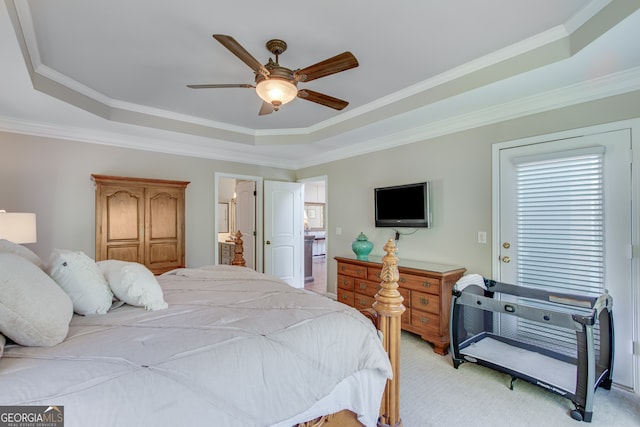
[236, 180, 256, 269]
[496, 129, 633, 388]
[264, 180, 304, 288]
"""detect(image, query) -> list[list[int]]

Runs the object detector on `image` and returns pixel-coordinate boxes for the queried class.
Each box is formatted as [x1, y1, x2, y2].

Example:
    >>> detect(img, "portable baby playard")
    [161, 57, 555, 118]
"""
[450, 275, 614, 422]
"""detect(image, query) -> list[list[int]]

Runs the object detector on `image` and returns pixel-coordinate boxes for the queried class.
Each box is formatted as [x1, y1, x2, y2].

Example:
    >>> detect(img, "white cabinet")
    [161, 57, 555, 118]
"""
[219, 242, 234, 265]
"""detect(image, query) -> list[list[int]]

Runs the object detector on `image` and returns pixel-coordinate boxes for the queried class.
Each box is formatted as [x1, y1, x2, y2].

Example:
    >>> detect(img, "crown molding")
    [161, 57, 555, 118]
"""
[293, 66, 640, 169]
[2, 66, 639, 171]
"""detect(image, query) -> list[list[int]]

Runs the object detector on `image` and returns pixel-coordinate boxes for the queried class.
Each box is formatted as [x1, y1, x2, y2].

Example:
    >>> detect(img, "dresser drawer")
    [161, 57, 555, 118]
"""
[398, 287, 410, 307]
[368, 266, 440, 295]
[411, 310, 440, 333]
[401, 307, 411, 327]
[218, 242, 234, 265]
[337, 262, 367, 279]
[337, 275, 355, 291]
[337, 289, 354, 306]
[399, 273, 440, 295]
[410, 290, 439, 315]
[354, 293, 375, 311]
[367, 267, 382, 281]
[354, 279, 379, 297]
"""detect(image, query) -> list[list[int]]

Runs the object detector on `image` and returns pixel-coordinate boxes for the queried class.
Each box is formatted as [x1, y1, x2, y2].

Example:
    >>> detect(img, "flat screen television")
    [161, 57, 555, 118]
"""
[374, 182, 430, 228]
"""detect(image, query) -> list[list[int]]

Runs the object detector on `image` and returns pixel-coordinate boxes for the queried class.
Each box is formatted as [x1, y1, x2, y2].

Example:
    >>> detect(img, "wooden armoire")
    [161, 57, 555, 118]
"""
[92, 174, 190, 274]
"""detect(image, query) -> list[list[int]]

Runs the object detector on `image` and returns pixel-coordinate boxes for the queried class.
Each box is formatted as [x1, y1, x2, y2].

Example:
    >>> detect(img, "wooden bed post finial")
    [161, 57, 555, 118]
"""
[374, 239, 405, 427]
[231, 230, 246, 266]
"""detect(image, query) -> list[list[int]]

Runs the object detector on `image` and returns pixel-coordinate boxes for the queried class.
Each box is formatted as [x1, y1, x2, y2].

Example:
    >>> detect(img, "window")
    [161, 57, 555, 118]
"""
[510, 147, 605, 354]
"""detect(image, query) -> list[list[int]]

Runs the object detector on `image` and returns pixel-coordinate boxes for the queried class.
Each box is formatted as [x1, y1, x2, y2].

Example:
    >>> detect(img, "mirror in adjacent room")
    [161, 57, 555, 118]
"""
[304, 203, 325, 231]
[218, 202, 229, 233]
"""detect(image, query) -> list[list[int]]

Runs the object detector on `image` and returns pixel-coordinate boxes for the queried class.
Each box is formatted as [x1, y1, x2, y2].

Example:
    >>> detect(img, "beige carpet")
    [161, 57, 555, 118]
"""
[399, 331, 640, 426]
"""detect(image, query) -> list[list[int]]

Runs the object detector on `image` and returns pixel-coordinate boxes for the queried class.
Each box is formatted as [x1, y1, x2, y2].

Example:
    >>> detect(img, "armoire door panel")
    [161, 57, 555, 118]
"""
[148, 243, 179, 264]
[105, 188, 144, 241]
[106, 245, 142, 263]
[147, 191, 180, 239]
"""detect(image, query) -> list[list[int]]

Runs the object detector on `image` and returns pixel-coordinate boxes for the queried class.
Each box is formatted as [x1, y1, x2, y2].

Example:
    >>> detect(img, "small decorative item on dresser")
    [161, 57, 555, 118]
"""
[351, 232, 374, 260]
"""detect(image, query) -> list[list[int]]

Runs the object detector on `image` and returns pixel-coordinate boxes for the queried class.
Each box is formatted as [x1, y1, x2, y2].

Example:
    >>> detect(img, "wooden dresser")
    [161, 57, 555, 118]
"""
[93, 175, 189, 275]
[335, 255, 465, 355]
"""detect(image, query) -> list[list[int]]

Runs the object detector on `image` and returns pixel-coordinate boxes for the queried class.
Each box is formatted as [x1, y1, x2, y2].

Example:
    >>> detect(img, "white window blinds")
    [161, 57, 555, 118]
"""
[511, 147, 605, 355]
[514, 146, 605, 297]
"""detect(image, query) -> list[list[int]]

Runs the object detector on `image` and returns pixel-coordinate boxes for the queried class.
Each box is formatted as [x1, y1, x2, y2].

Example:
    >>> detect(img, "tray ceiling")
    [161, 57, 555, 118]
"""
[2, 1, 640, 168]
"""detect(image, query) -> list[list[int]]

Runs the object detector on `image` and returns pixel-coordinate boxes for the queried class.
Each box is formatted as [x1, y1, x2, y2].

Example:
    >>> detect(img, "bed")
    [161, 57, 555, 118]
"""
[0, 235, 404, 427]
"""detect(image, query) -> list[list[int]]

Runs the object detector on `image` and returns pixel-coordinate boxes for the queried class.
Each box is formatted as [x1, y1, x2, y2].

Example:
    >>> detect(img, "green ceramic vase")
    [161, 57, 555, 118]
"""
[352, 232, 373, 260]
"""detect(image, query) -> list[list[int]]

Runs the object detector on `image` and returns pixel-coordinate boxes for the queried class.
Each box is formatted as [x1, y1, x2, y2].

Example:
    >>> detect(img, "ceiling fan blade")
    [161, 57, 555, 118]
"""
[297, 89, 349, 110]
[258, 101, 274, 116]
[187, 84, 254, 89]
[294, 52, 358, 82]
[212, 34, 269, 77]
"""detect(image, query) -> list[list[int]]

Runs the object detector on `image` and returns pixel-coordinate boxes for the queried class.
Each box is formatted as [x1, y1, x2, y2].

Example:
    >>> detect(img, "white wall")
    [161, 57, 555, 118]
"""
[0, 132, 294, 267]
[218, 177, 236, 202]
[304, 181, 325, 203]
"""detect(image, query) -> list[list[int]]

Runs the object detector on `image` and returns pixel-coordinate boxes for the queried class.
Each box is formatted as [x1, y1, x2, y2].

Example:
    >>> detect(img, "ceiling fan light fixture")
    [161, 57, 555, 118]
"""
[255, 78, 298, 110]
[191, 35, 358, 115]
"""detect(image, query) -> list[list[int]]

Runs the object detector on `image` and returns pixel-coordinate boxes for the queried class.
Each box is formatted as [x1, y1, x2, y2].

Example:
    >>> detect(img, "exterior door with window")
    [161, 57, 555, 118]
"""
[496, 129, 633, 388]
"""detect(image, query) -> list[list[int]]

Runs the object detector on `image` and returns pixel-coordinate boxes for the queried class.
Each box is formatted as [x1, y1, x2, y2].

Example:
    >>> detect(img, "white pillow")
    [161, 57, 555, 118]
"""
[48, 249, 113, 315]
[0, 239, 45, 270]
[0, 253, 73, 346]
[98, 260, 168, 310]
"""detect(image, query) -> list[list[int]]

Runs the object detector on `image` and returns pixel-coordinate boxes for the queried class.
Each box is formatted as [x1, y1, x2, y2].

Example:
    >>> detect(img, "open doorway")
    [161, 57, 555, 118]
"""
[215, 173, 262, 272]
[300, 176, 327, 295]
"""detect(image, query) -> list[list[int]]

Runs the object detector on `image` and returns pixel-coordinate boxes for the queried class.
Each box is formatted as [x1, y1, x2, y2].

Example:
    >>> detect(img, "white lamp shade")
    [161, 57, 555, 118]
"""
[255, 78, 298, 107]
[0, 211, 37, 243]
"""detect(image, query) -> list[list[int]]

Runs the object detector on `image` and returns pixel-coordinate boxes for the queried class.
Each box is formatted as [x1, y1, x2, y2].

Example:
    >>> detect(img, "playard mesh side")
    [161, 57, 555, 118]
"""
[450, 278, 613, 422]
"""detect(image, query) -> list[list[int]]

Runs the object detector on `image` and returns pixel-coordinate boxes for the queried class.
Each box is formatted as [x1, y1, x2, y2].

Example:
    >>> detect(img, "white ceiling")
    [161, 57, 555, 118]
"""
[2, 1, 640, 168]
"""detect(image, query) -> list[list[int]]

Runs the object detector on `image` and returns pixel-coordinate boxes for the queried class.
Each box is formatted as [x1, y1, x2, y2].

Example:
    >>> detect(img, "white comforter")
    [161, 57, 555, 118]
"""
[1, 265, 391, 427]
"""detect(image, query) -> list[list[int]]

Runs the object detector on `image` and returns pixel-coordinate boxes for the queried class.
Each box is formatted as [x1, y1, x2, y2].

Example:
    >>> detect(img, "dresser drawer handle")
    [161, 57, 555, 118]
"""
[342, 279, 349, 285]
[420, 297, 429, 306]
[359, 283, 367, 290]
[356, 268, 363, 275]
[420, 317, 430, 325]
[399, 277, 406, 283]
[423, 282, 431, 288]
[359, 299, 367, 306]
[341, 294, 349, 301]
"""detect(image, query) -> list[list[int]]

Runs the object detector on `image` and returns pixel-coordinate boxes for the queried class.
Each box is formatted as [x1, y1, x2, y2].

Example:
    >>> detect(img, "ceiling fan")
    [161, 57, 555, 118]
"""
[187, 34, 359, 115]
